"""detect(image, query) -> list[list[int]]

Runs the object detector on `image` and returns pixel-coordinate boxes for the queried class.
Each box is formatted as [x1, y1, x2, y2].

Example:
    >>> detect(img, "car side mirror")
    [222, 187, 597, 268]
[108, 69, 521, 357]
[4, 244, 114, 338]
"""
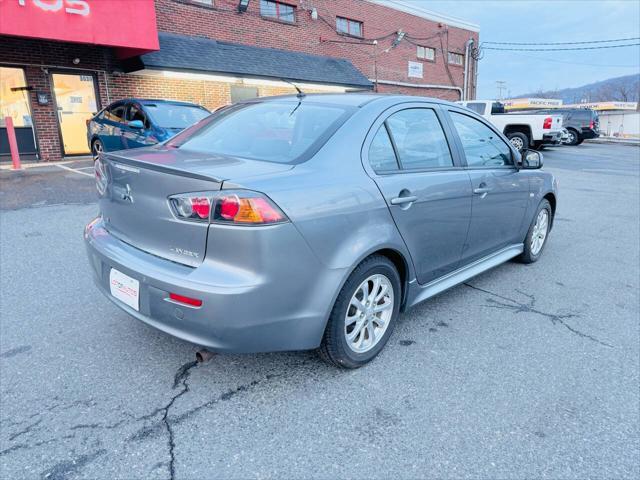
[128, 120, 144, 129]
[519, 149, 543, 169]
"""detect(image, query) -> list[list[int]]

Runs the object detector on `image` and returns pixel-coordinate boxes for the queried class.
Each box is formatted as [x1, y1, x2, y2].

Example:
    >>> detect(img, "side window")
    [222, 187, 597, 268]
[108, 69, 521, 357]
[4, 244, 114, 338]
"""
[127, 104, 149, 128]
[105, 103, 126, 123]
[465, 103, 486, 115]
[385, 109, 454, 170]
[368, 125, 399, 173]
[450, 111, 512, 167]
[491, 102, 505, 114]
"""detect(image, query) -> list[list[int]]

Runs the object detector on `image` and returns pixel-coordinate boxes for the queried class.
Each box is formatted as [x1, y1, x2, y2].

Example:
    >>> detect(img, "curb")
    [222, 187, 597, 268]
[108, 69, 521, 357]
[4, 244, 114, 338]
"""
[585, 138, 640, 147]
[0, 156, 93, 171]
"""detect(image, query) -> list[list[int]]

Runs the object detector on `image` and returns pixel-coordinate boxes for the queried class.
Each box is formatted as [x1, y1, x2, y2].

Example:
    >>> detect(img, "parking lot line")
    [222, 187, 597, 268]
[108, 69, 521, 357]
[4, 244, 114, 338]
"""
[55, 164, 94, 177]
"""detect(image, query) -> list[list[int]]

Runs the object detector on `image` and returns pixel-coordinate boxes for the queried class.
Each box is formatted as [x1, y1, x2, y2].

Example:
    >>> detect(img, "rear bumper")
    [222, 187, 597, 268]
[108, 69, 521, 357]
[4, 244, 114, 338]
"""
[581, 129, 599, 139]
[84, 217, 344, 353]
[542, 131, 563, 145]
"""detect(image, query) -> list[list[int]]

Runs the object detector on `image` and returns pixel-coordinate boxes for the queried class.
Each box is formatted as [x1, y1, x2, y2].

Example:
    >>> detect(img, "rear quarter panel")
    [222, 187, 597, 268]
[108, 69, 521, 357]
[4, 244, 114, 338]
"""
[520, 169, 558, 236]
[225, 102, 415, 278]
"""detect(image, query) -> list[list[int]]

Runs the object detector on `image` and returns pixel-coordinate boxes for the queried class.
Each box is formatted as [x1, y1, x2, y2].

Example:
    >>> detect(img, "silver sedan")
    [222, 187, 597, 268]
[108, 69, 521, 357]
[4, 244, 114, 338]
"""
[85, 94, 557, 368]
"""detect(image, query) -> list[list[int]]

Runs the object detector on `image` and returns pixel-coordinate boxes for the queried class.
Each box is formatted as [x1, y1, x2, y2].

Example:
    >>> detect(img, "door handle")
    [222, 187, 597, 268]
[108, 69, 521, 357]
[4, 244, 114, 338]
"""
[390, 195, 418, 205]
[473, 187, 491, 194]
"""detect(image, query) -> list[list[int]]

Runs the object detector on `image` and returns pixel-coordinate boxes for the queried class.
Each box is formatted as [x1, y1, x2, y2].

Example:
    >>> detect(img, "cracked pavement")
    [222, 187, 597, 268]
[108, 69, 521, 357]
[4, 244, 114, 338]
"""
[1, 143, 639, 479]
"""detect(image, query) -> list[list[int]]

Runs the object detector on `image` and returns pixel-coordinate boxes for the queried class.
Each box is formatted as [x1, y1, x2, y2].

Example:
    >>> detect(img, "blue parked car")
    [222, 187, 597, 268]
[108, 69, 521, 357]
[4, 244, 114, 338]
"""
[87, 99, 210, 159]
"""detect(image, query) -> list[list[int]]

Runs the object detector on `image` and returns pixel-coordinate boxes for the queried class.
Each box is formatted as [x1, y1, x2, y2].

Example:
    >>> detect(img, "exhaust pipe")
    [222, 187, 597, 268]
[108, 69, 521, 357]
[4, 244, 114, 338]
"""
[196, 349, 216, 363]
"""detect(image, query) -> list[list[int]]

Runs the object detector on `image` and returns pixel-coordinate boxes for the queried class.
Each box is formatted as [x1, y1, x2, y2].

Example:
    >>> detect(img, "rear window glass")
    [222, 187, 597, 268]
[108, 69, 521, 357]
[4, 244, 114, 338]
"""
[168, 101, 354, 164]
[144, 103, 209, 129]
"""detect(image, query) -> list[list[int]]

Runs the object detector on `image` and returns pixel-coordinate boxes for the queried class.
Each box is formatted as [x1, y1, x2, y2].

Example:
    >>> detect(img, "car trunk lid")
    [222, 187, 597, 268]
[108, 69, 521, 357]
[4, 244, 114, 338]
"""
[100, 147, 292, 267]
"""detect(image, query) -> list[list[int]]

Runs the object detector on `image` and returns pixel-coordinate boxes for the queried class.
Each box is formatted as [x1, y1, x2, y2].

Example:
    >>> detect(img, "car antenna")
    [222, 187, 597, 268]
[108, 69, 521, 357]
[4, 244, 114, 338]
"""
[281, 78, 305, 99]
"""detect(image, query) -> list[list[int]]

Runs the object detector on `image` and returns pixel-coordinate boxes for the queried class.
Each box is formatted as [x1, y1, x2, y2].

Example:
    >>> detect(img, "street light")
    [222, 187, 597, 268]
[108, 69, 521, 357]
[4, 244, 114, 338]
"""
[238, 0, 250, 13]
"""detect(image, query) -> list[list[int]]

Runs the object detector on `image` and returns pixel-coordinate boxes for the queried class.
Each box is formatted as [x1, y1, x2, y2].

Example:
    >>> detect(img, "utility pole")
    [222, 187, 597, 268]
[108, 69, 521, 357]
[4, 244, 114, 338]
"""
[496, 81, 507, 100]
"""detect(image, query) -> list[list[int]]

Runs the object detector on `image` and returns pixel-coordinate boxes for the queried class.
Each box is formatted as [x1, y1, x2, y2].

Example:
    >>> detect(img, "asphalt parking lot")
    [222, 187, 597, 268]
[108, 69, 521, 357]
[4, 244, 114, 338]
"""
[1, 142, 638, 479]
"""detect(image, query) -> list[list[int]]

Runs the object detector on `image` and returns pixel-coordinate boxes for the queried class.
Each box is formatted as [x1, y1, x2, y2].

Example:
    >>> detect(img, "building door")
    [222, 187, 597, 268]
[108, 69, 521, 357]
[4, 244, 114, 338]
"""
[51, 73, 98, 155]
[0, 67, 37, 161]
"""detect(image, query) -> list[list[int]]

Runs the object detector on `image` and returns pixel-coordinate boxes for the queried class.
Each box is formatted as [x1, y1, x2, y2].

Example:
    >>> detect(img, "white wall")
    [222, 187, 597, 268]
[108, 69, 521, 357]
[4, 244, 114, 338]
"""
[599, 111, 640, 138]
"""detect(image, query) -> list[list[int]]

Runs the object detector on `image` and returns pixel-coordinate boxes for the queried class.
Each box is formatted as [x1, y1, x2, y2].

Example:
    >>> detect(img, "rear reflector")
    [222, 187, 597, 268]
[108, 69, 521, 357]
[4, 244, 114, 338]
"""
[169, 293, 203, 307]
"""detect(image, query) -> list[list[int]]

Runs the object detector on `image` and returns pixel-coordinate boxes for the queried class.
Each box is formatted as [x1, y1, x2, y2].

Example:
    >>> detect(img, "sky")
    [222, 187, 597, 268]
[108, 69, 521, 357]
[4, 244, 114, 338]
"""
[409, 0, 640, 99]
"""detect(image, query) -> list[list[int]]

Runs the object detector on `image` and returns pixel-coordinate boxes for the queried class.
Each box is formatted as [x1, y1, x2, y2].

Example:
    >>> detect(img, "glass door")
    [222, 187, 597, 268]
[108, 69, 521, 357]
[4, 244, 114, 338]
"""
[51, 73, 98, 155]
[1, 67, 37, 159]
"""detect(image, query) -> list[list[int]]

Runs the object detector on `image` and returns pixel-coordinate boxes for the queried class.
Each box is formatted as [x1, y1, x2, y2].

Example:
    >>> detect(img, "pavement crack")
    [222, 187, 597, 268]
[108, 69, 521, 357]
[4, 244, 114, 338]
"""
[69, 419, 128, 431]
[157, 360, 198, 480]
[128, 373, 282, 445]
[7, 418, 42, 441]
[464, 283, 613, 348]
[172, 373, 280, 427]
[1, 434, 76, 457]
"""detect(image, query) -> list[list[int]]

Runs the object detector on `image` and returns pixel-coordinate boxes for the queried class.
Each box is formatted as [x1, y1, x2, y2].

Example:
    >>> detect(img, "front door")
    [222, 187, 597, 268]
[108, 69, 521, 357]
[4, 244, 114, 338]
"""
[364, 106, 473, 285]
[447, 109, 530, 263]
[51, 73, 98, 155]
[122, 103, 152, 150]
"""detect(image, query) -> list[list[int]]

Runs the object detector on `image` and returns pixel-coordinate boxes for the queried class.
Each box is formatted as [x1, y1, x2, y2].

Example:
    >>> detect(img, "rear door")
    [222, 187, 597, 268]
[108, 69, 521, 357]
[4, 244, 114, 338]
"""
[445, 108, 530, 263]
[363, 104, 473, 285]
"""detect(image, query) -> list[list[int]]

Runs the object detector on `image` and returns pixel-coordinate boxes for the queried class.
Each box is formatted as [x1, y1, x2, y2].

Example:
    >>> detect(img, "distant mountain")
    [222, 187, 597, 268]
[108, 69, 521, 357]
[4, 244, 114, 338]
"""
[515, 73, 640, 104]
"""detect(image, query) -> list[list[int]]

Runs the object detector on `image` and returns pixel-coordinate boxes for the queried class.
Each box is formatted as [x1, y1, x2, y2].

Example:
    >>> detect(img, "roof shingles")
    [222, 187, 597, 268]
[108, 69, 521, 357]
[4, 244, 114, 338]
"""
[136, 33, 373, 89]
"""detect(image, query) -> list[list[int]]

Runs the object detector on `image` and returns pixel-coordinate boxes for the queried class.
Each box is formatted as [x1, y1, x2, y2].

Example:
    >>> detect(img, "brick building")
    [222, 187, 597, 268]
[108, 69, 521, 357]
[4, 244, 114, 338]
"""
[0, 0, 479, 161]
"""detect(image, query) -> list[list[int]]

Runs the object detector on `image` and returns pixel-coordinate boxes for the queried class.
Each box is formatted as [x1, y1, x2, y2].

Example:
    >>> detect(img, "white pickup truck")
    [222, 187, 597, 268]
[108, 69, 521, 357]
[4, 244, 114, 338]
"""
[456, 100, 563, 151]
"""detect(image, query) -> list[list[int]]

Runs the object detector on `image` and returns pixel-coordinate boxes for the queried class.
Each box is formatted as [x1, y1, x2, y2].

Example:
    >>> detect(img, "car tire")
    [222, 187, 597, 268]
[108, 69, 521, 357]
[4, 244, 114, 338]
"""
[576, 137, 585, 145]
[519, 199, 552, 264]
[318, 255, 401, 369]
[507, 132, 529, 151]
[91, 139, 104, 161]
[566, 129, 580, 146]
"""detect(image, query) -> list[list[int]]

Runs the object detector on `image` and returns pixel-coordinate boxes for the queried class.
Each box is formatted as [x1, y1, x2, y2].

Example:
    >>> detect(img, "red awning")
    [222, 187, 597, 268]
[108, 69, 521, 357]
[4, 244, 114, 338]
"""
[0, 0, 159, 58]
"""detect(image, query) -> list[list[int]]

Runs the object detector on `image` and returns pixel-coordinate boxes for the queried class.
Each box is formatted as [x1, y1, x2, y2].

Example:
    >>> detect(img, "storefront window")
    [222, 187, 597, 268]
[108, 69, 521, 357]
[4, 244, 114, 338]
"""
[0, 67, 32, 127]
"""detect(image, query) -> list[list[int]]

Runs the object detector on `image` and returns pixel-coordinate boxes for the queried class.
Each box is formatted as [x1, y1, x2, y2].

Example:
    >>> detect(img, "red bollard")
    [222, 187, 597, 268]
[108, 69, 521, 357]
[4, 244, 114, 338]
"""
[5, 117, 22, 170]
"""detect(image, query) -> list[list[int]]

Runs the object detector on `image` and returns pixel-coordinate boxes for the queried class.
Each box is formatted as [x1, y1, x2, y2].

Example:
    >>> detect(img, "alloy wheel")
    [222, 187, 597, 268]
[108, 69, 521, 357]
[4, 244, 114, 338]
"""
[510, 137, 524, 150]
[344, 274, 394, 354]
[531, 209, 549, 255]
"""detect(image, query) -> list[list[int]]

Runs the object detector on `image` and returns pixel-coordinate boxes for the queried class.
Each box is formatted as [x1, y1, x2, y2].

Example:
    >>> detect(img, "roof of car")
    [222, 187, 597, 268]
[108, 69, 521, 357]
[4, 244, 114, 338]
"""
[247, 92, 459, 108]
[111, 98, 206, 108]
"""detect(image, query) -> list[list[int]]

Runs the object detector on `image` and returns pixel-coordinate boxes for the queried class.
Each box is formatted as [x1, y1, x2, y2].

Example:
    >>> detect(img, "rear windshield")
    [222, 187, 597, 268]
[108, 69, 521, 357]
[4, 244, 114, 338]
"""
[144, 103, 209, 129]
[167, 101, 354, 164]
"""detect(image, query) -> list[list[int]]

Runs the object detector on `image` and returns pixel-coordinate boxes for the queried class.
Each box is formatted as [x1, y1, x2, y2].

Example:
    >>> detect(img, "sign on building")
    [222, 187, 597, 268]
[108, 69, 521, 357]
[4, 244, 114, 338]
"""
[408, 61, 423, 79]
[503, 98, 563, 110]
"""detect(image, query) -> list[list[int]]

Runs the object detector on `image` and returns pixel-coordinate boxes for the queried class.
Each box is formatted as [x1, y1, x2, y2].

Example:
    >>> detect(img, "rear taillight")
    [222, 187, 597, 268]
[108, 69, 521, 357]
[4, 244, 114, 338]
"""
[169, 190, 288, 225]
[543, 117, 553, 129]
[170, 195, 211, 220]
[589, 120, 595, 129]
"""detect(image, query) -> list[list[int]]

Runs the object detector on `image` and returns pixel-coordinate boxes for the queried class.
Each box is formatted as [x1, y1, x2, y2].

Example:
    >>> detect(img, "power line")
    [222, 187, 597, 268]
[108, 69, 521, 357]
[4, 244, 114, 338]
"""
[483, 36, 640, 46]
[487, 50, 640, 68]
[482, 43, 640, 51]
